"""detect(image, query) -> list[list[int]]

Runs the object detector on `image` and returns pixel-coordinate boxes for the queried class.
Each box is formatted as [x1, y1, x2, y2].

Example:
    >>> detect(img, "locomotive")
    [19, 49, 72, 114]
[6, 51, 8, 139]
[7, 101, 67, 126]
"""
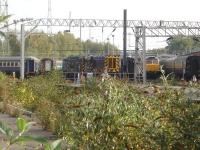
[62, 55, 160, 80]
[146, 56, 160, 78]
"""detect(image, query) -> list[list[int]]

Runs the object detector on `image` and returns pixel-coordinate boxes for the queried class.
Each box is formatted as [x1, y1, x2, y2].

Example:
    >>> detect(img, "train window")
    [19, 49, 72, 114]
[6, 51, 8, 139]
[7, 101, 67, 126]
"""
[146, 60, 153, 64]
[153, 59, 158, 64]
[11, 62, 14, 67]
[146, 57, 159, 64]
[7, 62, 10, 67]
[0, 62, 2, 67]
[14, 62, 19, 67]
[3, 62, 6, 67]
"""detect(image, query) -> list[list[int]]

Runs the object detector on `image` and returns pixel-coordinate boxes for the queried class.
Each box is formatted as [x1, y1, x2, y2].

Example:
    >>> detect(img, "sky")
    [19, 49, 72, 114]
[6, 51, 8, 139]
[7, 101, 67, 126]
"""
[6, 0, 200, 50]
[8, 0, 200, 21]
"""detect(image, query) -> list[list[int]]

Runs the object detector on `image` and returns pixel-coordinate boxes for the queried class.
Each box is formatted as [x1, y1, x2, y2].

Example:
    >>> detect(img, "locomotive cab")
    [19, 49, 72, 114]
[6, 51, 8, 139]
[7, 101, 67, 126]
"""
[146, 56, 160, 78]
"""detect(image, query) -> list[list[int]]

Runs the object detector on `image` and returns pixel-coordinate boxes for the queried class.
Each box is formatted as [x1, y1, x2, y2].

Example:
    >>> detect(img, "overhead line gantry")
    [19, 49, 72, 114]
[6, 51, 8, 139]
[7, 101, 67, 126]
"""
[21, 17, 200, 82]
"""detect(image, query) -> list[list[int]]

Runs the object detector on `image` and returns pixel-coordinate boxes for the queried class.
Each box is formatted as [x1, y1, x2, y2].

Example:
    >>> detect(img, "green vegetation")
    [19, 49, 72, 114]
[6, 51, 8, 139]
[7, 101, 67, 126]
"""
[166, 36, 194, 54]
[150, 36, 200, 55]
[0, 72, 199, 149]
[0, 117, 62, 150]
[0, 31, 118, 57]
[0, 15, 11, 37]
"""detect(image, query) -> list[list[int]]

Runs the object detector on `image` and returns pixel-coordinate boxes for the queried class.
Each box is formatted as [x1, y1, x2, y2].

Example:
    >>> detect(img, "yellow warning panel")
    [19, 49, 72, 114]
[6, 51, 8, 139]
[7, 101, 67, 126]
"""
[104, 55, 120, 72]
[146, 64, 160, 72]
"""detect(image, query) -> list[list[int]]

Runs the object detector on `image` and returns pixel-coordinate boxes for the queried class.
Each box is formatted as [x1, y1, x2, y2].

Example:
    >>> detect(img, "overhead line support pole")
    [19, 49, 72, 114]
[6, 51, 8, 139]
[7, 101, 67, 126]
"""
[20, 24, 25, 80]
[134, 26, 146, 84]
[123, 9, 127, 76]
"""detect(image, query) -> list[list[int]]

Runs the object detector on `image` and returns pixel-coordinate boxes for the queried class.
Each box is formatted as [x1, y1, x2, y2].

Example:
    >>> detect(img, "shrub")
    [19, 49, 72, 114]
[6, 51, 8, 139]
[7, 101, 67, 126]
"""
[4, 71, 200, 149]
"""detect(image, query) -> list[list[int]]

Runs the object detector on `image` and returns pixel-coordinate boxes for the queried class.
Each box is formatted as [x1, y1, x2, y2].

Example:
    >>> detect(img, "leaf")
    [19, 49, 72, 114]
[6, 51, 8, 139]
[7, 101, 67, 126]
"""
[0, 121, 7, 135]
[12, 135, 48, 144]
[24, 122, 36, 132]
[16, 118, 27, 133]
[50, 139, 62, 150]
[0, 121, 13, 138]
[44, 145, 51, 150]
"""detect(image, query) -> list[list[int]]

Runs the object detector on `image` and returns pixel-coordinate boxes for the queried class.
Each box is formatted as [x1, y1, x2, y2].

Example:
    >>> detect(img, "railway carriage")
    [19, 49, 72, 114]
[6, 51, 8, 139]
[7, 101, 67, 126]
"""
[39, 58, 54, 74]
[160, 54, 200, 80]
[0, 56, 39, 78]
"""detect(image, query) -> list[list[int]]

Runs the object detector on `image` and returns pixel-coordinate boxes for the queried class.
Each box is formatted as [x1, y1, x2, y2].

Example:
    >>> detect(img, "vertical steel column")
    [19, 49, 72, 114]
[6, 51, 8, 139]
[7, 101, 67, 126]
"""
[79, 19, 83, 55]
[134, 26, 146, 84]
[20, 24, 25, 80]
[134, 27, 139, 82]
[123, 9, 127, 75]
[142, 26, 146, 84]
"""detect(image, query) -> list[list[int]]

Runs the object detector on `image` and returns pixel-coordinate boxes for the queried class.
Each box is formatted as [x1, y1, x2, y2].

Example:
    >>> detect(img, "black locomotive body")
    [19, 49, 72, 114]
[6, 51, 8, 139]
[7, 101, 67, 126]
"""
[62, 55, 163, 81]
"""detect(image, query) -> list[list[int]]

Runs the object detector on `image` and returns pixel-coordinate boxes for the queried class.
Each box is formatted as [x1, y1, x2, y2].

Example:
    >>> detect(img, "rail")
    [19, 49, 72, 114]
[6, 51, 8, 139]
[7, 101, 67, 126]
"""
[62, 72, 135, 81]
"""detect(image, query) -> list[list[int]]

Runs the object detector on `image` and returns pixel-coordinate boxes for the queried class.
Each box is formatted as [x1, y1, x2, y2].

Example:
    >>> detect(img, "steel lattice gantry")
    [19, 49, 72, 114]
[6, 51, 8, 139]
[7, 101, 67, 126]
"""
[21, 19, 200, 81]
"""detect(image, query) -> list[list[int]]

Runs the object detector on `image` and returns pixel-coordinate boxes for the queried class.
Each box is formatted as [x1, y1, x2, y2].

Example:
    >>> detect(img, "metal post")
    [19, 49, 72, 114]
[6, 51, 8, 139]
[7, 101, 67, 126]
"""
[112, 34, 114, 55]
[134, 27, 139, 82]
[107, 38, 109, 55]
[134, 26, 146, 84]
[123, 9, 127, 75]
[142, 26, 146, 84]
[79, 19, 82, 54]
[20, 24, 25, 80]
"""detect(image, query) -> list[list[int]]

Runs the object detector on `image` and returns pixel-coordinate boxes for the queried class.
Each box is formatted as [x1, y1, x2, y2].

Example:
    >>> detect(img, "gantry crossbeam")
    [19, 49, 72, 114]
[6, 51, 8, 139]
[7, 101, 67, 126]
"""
[24, 18, 200, 27]
[20, 18, 200, 81]
[24, 18, 200, 37]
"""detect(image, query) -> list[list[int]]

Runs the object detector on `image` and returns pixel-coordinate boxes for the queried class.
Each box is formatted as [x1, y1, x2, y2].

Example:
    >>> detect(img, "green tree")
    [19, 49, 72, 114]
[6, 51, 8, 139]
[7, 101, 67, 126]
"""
[0, 15, 11, 55]
[8, 33, 20, 56]
[0, 15, 11, 37]
[23, 31, 118, 58]
[166, 36, 194, 54]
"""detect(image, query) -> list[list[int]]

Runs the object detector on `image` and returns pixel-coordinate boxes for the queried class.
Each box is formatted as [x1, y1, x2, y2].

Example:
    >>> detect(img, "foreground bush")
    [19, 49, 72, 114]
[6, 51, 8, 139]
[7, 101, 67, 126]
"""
[0, 72, 7, 102]
[10, 71, 64, 111]
[5, 72, 200, 149]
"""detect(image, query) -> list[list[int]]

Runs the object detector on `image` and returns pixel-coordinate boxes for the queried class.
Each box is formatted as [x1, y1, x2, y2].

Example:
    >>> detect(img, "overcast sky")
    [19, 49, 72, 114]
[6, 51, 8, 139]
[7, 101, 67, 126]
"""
[7, 0, 200, 49]
[9, 0, 200, 20]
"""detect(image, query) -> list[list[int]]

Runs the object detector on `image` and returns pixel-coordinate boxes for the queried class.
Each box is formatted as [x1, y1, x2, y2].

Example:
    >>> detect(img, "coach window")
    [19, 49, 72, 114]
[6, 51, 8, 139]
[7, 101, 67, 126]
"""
[14, 62, 18, 67]
[7, 62, 10, 67]
[11, 62, 14, 67]
[3, 62, 6, 67]
[0, 62, 2, 67]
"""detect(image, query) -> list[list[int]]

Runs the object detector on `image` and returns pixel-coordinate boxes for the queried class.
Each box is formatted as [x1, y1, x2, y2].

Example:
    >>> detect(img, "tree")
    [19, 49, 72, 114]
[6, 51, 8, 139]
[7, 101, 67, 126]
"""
[24, 31, 118, 58]
[166, 36, 194, 54]
[0, 15, 11, 37]
[8, 33, 20, 56]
